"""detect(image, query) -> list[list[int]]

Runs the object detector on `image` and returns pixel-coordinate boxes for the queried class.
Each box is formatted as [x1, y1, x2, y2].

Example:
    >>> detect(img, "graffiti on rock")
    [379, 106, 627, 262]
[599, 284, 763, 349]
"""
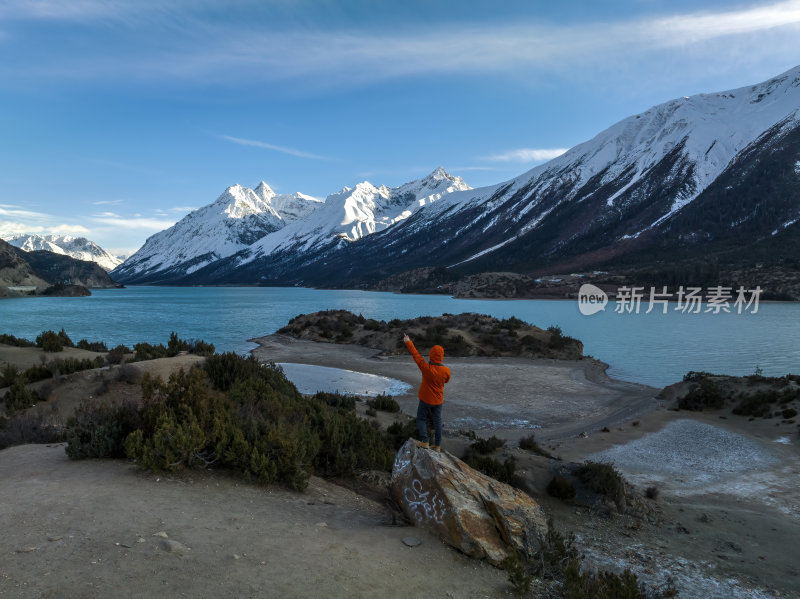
[404, 479, 446, 525]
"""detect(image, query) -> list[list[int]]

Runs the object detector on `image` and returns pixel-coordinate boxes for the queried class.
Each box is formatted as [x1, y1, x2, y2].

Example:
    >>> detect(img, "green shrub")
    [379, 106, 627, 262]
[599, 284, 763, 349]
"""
[519, 433, 554, 458]
[48, 356, 105, 376]
[1, 364, 20, 387]
[22, 364, 52, 382]
[678, 377, 725, 410]
[2, 377, 40, 414]
[0, 334, 35, 347]
[0, 408, 64, 449]
[65, 400, 142, 459]
[77, 339, 109, 352]
[313, 392, 357, 411]
[534, 519, 677, 599]
[167, 331, 189, 356]
[122, 355, 392, 491]
[500, 548, 532, 597]
[470, 435, 505, 454]
[575, 461, 624, 500]
[547, 475, 576, 501]
[107, 344, 131, 364]
[132, 341, 169, 361]
[188, 339, 215, 356]
[384, 419, 418, 450]
[36, 330, 64, 352]
[463, 452, 516, 484]
[733, 390, 778, 417]
[367, 393, 400, 413]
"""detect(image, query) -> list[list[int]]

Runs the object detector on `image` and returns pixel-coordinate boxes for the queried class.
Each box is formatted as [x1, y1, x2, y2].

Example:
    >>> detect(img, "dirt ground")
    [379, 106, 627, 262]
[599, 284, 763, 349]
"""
[1, 338, 799, 598]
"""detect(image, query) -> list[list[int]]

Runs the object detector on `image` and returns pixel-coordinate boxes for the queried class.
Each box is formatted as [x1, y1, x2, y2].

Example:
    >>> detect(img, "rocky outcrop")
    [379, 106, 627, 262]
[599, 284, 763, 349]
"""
[391, 439, 548, 565]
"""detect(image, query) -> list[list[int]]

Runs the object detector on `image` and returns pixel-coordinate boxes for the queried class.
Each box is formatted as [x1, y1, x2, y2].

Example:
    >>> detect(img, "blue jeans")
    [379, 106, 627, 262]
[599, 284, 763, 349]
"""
[416, 401, 442, 446]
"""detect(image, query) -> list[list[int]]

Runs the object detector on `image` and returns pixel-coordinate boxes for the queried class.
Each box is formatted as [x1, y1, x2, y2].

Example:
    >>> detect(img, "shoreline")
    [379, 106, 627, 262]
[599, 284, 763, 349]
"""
[248, 333, 661, 443]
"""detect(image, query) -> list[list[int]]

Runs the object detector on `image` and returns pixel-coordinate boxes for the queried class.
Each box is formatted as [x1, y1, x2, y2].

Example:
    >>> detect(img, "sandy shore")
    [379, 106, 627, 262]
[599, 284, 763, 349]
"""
[250, 334, 800, 598]
[250, 334, 662, 443]
[2, 339, 799, 598]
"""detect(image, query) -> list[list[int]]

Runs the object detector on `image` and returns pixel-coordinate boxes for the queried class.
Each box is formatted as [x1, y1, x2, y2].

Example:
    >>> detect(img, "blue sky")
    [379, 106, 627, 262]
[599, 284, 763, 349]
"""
[1, 0, 799, 255]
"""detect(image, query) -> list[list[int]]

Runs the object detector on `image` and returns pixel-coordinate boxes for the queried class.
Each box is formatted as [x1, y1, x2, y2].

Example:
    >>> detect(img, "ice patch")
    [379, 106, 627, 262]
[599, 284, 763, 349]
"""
[589, 419, 779, 487]
[275, 363, 411, 397]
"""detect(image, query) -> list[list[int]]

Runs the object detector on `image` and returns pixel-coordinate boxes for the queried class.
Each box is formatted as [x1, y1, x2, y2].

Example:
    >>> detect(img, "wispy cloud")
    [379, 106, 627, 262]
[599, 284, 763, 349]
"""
[220, 135, 329, 161]
[51, 224, 91, 235]
[0, 221, 43, 237]
[482, 148, 569, 163]
[0, 204, 52, 220]
[90, 215, 178, 230]
[92, 199, 124, 206]
[3, 1, 799, 88]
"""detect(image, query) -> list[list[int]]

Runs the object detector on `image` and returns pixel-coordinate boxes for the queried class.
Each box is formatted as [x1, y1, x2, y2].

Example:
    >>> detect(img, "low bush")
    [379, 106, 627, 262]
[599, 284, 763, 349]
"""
[733, 390, 778, 417]
[575, 461, 624, 500]
[116, 363, 142, 385]
[36, 330, 66, 352]
[132, 341, 170, 362]
[167, 331, 189, 355]
[518, 433, 554, 458]
[22, 364, 52, 383]
[546, 475, 576, 501]
[0, 333, 35, 347]
[91, 354, 394, 491]
[1, 364, 19, 387]
[49, 356, 105, 376]
[469, 435, 505, 454]
[463, 452, 516, 484]
[0, 407, 65, 449]
[366, 393, 400, 413]
[312, 392, 357, 411]
[65, 400, 142, 459]
[500, 548, 532, 597]
[77, 339, 108, 352]
[188, 339, 215, 356]
[2, 377, 40, 414]
[678, 377, 725, 410]
[107, 344, 132, 364]
[384, 419, 418, 450]
[533, 519, 677, 598]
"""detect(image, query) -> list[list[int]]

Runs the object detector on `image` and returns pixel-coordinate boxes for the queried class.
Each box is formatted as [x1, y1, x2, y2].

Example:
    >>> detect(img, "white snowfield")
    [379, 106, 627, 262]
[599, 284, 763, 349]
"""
[116, 65, 800, 281]
[116, 166, 470, 279]
[422, 64, 800, 246]
[4, 234, 122, 271]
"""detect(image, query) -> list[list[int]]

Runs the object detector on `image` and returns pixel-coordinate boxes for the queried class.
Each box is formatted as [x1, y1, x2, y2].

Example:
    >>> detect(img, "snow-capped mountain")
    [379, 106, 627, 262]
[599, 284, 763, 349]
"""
[273, 64, 800, 285]
[115, 65, 800, 288]
[6, 234, 123, 271]
[114, 168, 468, 284]
[112, 183, 323, 283]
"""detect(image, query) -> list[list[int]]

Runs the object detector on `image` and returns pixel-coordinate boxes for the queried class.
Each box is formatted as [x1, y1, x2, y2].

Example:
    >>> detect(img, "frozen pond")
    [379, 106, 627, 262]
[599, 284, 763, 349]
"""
[276, 362, 412, 397]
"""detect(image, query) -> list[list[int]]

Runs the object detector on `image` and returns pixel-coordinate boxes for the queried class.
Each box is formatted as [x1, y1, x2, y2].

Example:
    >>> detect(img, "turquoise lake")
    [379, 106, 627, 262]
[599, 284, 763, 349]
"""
[0, 286, 798, 388]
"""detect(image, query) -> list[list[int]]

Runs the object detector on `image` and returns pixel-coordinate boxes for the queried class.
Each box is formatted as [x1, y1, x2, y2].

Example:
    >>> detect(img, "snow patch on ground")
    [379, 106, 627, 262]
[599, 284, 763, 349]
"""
[276, 363, 411, 397]
[589, 419, 779, 486]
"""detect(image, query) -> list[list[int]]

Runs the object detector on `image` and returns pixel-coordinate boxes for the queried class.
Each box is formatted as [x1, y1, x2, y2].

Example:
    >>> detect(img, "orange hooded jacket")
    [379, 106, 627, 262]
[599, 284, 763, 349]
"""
[405, 340, 451, 406]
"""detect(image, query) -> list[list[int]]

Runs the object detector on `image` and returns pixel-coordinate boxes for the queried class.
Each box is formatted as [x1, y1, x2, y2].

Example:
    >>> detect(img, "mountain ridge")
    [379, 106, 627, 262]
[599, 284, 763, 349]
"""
[112, 65, 800, 294]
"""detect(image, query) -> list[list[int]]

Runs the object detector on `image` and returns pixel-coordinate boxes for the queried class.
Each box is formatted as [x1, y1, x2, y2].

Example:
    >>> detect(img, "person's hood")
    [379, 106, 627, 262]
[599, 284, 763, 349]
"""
[429, 345, 444, 364]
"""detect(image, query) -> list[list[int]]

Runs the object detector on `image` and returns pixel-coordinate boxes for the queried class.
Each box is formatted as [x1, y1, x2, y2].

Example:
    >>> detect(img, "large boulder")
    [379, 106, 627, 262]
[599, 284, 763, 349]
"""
[391, 439, 548, 565]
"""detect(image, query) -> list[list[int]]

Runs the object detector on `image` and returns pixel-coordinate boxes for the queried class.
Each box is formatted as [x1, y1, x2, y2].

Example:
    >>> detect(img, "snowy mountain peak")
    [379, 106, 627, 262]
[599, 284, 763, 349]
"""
[254, 181, 276, 202]
[5, 234, 122, 271]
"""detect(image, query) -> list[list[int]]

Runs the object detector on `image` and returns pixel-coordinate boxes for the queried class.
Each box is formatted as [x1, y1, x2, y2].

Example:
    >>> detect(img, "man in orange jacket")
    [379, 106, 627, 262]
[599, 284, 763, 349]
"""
[403, 333, 451, 451]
